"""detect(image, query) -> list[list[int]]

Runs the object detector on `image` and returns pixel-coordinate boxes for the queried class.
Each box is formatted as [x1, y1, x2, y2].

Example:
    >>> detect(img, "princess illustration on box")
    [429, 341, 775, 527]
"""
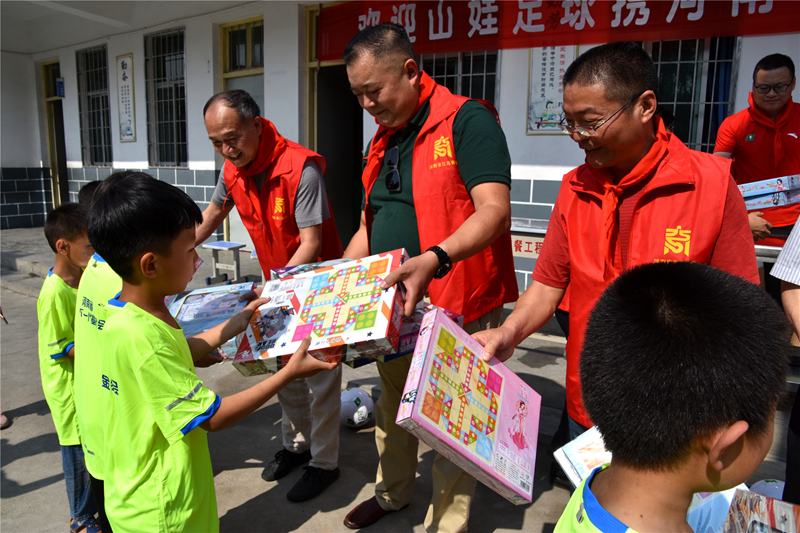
[508, 399, 528, 450]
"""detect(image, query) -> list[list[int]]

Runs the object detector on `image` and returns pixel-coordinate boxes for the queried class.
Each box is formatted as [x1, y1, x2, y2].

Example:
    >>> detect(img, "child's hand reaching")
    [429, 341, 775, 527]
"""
[283, 337, 338, 379]
[229, 297, 270, 333]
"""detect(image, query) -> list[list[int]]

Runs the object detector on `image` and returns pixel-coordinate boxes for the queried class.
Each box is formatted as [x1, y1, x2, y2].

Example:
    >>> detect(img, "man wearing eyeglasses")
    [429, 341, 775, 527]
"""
[714, 53, 799, 300]
[476, 42, 758, 443]
[341, 23, 518, 533]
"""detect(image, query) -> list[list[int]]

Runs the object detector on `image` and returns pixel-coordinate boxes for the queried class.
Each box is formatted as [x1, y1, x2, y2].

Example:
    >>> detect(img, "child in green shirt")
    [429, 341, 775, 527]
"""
[554, 262, 790, 533]
[86, 172, 336, 533]
[37, 202, 102, 533]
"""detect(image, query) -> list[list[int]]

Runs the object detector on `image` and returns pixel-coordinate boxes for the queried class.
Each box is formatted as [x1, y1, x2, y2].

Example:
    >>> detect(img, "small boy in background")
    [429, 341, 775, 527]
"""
[87, 173, 337, 533]
[556, 262, 790, 533]
[37, 203, 102, 533]
[74, 177, 125, 533]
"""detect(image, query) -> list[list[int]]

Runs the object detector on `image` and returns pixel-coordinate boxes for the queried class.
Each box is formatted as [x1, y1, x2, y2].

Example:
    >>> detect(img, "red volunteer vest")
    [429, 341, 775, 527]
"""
[560, 136, 758, 427]
[717, 100, 800, 241]
[223, 126, 343, 274]
[363, 84, 518, 324]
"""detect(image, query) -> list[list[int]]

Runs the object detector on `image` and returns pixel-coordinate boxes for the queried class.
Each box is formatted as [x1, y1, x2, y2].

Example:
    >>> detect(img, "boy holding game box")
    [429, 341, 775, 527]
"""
[555, 262, 789, 533]
[86, 173, 336, 533]
[37, 203, 102, 533]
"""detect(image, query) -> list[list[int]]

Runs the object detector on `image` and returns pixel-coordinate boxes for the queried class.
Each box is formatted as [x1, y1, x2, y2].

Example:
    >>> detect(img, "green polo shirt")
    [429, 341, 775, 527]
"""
[363, 98, 512, 257]
[555, 465, 638, 533]
[37, 268, 80, 445]
[99, 298, 220, 533]
[74, 253, 122, 479]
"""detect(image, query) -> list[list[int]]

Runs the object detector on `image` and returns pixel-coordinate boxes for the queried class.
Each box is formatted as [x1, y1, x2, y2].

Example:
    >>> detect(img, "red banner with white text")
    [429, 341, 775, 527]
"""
[318, 0, 798, 62]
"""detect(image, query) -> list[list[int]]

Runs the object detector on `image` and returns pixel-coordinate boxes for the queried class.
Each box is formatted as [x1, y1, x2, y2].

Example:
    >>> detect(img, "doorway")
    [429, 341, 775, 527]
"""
[316, 64, 363, 248]
[43, 61, 69, 207]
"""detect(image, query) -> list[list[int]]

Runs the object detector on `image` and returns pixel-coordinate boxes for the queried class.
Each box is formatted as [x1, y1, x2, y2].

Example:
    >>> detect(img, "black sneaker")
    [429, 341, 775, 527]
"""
[262, 448, 311, 482]
[286, 466, 340, 502]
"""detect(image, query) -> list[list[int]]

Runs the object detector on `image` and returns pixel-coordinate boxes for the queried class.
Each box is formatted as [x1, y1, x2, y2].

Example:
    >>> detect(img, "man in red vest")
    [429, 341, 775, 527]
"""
[340, 24, 518, 532]
[197, 90, 344, 503]
[714, 53, 799, 300]
[476, 42, 759, 457]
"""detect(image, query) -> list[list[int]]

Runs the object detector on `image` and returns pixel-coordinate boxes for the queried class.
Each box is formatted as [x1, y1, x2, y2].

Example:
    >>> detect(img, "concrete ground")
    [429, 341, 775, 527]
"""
[0, 227, 793, 532]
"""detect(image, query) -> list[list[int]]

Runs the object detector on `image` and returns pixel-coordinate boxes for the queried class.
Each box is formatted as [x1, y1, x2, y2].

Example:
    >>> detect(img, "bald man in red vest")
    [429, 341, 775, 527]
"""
[197, 90, 344, 503]
[341, 23, 518, 533]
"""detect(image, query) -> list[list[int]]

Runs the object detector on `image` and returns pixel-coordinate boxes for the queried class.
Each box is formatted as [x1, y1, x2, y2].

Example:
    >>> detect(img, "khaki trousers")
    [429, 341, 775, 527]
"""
[277, 363, 342, 470]
[374, 306, 503, 533]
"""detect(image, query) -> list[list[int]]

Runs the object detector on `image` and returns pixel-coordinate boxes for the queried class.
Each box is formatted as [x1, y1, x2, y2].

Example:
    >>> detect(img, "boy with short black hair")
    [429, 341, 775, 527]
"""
[556, 261, 790, 533]
[38, 202, 102, 533]
[87, 173, 336, 533]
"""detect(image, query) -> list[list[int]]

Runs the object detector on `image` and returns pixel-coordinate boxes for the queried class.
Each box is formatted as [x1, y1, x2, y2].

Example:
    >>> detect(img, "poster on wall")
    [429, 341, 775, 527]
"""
[526, 46, 576, 136]
[116, 53, 136, 143]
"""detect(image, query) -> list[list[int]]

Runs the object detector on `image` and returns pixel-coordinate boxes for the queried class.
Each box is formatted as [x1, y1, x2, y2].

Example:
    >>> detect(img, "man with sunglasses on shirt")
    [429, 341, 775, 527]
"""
[475, 42, 758, 443]
[714, 53, 799, 301]
[341, 23, 518, 533]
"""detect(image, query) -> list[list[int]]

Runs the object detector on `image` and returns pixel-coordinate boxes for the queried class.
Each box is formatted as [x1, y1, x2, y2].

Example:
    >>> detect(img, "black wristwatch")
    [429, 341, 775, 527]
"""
[426, 246, 452, 279]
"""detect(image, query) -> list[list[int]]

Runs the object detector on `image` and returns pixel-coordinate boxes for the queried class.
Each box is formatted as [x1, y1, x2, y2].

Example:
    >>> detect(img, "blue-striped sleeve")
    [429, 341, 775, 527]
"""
[51, 341, 75, 359]
[180, 394, 221, 435]
[771, 225, 800, 284]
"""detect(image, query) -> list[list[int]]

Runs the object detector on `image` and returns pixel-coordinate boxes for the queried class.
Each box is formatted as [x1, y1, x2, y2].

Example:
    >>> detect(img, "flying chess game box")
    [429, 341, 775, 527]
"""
[345, 302, 463, 369]
[270, 259, 353, 280]
[166, 282, 255, 358]
[232, 249, 407, 376]
[396, 309, 541, 505]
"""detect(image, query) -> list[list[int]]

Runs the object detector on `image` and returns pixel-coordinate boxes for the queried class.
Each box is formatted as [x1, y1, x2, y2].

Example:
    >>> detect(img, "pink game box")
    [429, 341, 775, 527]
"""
[232, 249, 407, 376]
[396, 309, 541, 505]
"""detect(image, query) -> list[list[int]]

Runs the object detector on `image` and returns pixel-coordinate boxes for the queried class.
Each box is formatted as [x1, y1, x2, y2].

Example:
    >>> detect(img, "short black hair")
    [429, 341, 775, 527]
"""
[203, 90, 261, 122]
[753, 53, 796, 82]
[87, 172, 202, 280]
[581, 262, 789, 471]
[343, 23, 416, 67]
[44, 203, 88, 252]
[78, 181, 102, 205]
[564, 42, 659, 105]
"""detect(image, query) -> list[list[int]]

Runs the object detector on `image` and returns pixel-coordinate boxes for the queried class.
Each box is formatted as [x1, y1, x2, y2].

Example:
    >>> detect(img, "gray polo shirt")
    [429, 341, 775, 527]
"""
[211, 160, 330, 228]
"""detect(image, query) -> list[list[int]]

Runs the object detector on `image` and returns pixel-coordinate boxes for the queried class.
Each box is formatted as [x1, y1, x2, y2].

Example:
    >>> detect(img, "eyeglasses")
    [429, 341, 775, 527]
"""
[384, 146, 401, 193]
[754, 83, 792, 94]
[559, 91, 645, 138]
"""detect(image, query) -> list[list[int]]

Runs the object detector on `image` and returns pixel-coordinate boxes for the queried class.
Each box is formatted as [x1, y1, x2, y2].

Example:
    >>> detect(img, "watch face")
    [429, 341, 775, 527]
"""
[434, 261, 452, 279]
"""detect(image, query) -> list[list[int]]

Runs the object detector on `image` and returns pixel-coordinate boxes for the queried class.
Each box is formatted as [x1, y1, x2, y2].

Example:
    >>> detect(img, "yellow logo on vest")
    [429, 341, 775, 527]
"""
[664, 226, 691, 256]
[273, 197, 285, 221]
[430, 136, 458, 170]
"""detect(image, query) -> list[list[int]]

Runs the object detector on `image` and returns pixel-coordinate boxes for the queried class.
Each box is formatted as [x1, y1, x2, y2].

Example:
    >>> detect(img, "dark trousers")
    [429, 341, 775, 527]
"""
[89, 475, 113, 532]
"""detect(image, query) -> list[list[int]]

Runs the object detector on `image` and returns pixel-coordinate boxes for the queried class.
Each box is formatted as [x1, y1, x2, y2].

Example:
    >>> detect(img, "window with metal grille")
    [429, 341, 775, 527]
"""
[144, 28, 187, 167]
[644, 37, 740, 153]
[222, 19, 264, 73]
[76, 45, 112, 166]
[420, 51, 499, 106]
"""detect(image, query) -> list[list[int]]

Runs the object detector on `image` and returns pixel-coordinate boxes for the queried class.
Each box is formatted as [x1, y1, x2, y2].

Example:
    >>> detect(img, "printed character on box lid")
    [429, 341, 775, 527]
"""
[508, 399, 529, 451]
[256, 307, 293, 339]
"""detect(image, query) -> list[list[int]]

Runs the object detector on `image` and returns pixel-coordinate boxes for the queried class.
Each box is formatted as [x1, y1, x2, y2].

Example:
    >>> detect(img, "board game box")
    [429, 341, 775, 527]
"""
[270, 259, 353, 280]
[345, 302, 463, 369]
[721, 488, 800, 532]
[396, 308, 541, 505]
[553, 425, 613, 488]
[232, 249, 407, 376]
[167, 282, 255, 358]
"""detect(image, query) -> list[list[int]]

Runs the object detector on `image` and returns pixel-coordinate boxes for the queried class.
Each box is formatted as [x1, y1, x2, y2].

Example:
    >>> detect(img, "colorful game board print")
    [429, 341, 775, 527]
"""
[292, 260, 389, 342]
[422, 326, 504, 464]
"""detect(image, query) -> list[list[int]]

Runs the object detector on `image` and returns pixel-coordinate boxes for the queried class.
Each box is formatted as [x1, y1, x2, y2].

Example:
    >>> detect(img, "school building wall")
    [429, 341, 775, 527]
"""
[1, 2, 798, 285]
